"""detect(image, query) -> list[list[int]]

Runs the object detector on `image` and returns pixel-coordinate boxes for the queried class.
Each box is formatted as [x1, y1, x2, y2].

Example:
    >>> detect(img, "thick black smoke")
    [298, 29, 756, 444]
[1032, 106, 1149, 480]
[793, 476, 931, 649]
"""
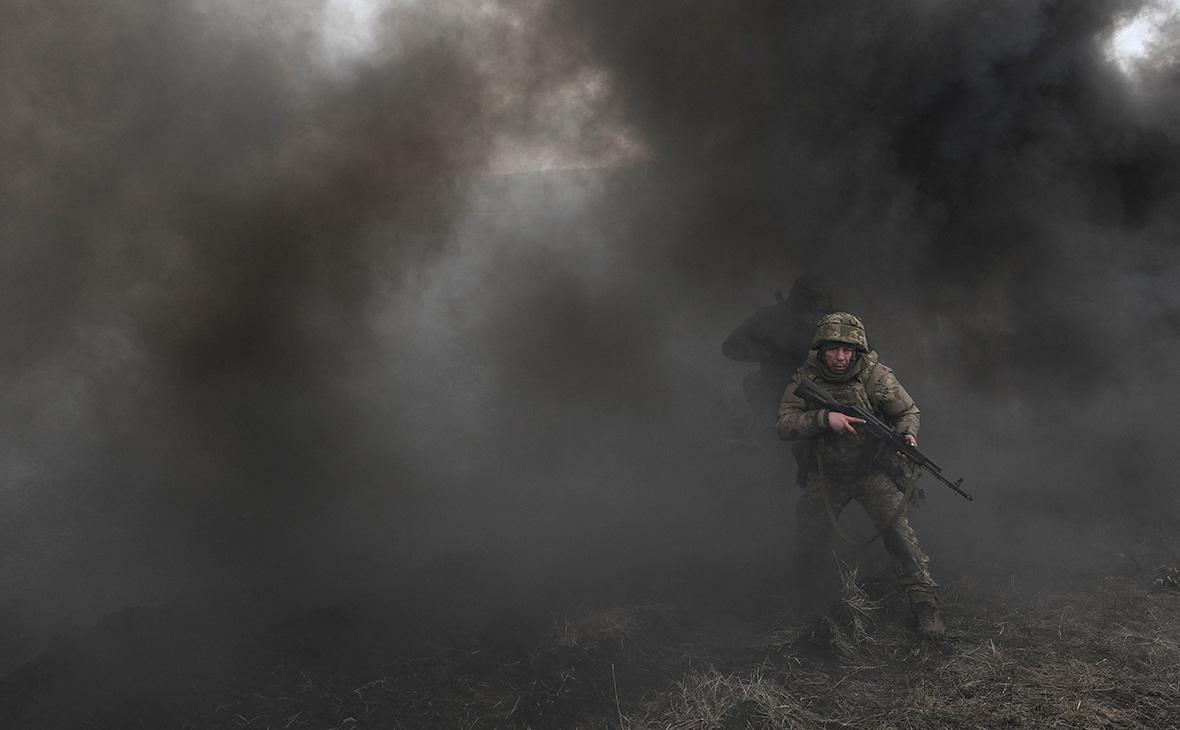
[2, 0, 1179, 666]
[0, 0, 632, 653]
[552, 0, 1180, 571]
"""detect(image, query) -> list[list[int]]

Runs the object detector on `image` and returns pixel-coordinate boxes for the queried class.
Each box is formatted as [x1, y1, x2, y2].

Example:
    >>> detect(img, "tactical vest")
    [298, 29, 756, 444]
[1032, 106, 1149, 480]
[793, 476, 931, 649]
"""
[801, 354, 890, 483]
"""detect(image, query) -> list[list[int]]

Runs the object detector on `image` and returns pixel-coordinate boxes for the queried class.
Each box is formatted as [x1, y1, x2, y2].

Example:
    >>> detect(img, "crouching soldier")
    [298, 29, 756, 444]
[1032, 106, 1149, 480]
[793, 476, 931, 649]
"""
[776, 312, 944, 639]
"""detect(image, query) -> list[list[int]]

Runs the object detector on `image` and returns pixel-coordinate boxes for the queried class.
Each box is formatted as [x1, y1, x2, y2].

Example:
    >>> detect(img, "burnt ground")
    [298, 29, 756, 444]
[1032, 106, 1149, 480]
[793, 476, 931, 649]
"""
[1, 545, 1178, 729]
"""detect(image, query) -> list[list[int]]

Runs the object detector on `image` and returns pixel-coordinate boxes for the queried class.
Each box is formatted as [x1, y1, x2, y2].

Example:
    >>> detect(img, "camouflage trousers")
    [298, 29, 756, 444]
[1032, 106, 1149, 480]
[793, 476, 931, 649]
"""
[795, 471, 938, 601]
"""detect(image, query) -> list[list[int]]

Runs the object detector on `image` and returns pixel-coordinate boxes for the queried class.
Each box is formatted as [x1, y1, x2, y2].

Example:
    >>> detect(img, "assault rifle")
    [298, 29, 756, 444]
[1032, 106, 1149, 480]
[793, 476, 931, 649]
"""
[794, 378, 973, 501]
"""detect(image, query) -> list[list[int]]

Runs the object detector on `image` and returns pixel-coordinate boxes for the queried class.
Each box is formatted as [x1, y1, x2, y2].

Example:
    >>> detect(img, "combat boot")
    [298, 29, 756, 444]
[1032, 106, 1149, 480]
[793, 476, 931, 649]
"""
[912, 600, 945, 640]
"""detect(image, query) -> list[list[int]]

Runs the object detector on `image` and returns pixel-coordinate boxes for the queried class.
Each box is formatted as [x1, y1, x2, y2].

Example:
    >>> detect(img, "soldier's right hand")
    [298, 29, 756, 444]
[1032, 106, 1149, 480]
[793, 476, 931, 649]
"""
[827, 411, 865, 435]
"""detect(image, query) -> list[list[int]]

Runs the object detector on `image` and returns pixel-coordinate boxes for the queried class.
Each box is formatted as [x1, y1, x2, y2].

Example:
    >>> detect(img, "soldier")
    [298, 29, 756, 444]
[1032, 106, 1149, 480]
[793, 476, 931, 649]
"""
[776, 312, 945, 639]
[722, 275, 834, 425]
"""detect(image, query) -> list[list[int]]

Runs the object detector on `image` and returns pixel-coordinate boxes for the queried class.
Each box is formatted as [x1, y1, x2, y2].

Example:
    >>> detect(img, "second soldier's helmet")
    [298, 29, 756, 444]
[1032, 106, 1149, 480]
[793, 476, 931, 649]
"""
[784, 274, 833, 312]
[810, 312, 868, 352]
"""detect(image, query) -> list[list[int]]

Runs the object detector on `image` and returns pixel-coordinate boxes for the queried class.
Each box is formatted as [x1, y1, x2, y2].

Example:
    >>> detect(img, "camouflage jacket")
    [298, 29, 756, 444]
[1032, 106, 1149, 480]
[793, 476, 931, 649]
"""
[776, 351, 920, 474]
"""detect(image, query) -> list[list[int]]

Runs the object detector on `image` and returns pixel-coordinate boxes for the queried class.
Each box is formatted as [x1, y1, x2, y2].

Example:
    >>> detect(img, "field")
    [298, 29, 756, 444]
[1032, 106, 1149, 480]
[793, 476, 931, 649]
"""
[3, 543, 1177, 729]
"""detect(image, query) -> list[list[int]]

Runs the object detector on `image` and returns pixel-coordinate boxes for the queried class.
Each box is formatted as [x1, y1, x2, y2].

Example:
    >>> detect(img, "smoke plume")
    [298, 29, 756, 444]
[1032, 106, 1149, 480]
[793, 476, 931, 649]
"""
[2, 0, 1178, 664]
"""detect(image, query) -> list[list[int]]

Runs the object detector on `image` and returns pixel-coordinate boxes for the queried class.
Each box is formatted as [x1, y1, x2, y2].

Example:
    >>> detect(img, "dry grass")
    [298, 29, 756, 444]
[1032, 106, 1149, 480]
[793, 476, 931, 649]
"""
[639, 665, 832, 730]
[638, 566, 1180, 730]
[181, 561, 1180, 730]
[822, 559, 883, 666]
[553, 605, 645, 651]
[1156, 564, 1180, 591]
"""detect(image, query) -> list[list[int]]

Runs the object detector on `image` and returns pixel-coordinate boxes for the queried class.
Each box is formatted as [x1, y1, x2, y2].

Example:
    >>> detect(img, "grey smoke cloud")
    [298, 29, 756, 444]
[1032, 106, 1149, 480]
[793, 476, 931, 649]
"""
[0, 0, 631, 631]
[1, 0, 1179, 664]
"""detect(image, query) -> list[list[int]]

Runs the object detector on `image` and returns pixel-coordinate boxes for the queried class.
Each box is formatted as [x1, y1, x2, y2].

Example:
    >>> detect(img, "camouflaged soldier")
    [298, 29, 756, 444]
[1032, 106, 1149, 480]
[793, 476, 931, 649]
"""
[776, 312, 945, 639]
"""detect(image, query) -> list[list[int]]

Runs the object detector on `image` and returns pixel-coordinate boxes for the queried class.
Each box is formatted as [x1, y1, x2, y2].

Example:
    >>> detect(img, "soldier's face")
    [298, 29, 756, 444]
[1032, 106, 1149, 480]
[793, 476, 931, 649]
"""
[823, 344, 856, 374]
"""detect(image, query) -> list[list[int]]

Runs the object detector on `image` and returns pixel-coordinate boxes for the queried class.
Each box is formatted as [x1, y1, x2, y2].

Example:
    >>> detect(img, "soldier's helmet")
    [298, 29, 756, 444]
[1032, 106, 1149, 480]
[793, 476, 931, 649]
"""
[810, 312, 868, 352]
